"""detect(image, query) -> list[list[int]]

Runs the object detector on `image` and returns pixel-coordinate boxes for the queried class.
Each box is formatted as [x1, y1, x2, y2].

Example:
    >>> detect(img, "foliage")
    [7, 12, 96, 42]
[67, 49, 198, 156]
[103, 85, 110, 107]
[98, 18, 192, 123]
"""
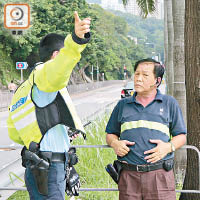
[82, 4, 146, 80]
[0, 0, 161, 85]
[110, 10, 164, 62]
[72, 110, 118, 199]
[0, 49, 20, 86]
[0, 0, 91, 83]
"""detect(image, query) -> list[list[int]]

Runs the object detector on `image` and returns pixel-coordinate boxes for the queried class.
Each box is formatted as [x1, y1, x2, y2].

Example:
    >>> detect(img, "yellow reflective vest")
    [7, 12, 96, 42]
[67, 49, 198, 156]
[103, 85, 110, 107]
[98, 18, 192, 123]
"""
[7, 34, 86, 149]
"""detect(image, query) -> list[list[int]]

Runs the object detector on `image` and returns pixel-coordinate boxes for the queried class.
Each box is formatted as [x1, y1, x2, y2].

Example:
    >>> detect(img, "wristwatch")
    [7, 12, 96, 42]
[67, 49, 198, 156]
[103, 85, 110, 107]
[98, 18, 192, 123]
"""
[169, 141, 175, 152]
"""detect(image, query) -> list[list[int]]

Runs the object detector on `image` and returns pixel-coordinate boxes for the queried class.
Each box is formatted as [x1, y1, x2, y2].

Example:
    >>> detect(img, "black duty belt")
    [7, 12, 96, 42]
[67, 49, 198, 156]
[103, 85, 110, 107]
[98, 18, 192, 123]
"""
[121, 159, 174, 172]
[39, 152, 66, 162]
[51, 152, 66, 162]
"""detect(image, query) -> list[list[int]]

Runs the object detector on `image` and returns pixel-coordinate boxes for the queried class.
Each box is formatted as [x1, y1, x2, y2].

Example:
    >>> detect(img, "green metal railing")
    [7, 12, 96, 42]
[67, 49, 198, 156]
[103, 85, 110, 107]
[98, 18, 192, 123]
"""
[0, 144, 200, 194]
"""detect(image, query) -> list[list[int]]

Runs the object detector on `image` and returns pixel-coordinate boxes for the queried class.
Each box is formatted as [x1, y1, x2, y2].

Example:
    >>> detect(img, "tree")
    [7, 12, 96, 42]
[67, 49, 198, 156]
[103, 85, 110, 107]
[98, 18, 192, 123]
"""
[172, 0, 186, 121]
[179, 0, 200, 199]
[122, 0, 156, 18]
[165, 0, 174, 96]
[172, 0, 187, 192]
[164, 0, 168, 84]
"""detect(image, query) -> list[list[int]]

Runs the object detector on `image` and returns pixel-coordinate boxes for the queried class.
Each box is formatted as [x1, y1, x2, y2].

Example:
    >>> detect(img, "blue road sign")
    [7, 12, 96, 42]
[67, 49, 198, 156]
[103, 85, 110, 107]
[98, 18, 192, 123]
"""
[16, 62, 28, 69]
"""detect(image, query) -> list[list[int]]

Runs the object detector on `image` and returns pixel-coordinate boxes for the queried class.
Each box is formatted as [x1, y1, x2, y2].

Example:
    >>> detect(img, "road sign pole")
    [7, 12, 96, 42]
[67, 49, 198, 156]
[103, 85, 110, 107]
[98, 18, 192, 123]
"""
[102, 73, 104, 82]
[92, 65, 93, 82]
[21, 69, 23, 83]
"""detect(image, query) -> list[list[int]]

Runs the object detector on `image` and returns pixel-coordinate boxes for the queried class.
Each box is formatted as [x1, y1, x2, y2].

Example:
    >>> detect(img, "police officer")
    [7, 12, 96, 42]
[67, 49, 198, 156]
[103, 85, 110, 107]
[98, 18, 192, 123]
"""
[106, 58, 187, 200]
[7, 11, 91, 200]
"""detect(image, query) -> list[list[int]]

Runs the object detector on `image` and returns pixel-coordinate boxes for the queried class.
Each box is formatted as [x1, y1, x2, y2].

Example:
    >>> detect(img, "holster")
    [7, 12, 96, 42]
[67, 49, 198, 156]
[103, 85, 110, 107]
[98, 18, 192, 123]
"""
[22, 143, 51, 196]
[31, 167, 49, 196]
[30, 152, 51, 196]
[105, 160, 123, 184]
[21, 146, 27, 168]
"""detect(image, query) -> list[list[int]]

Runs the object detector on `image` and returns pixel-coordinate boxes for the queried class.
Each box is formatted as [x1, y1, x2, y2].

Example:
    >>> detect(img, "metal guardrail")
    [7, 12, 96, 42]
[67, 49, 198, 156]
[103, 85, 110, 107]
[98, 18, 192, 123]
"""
[0, 144, 200, 194]
[0, 90, 12, 111]
[0, 187, 200, 194]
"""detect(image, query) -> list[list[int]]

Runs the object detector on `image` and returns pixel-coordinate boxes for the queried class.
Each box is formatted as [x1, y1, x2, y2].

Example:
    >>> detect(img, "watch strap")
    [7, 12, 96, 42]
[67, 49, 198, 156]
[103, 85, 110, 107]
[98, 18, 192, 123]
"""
[169, 141, 175, 152]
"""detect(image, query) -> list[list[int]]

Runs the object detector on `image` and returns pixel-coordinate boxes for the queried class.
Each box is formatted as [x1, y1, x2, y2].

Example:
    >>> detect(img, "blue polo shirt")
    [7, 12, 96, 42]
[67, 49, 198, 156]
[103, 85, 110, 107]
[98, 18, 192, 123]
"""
[106, 89, 187, 165]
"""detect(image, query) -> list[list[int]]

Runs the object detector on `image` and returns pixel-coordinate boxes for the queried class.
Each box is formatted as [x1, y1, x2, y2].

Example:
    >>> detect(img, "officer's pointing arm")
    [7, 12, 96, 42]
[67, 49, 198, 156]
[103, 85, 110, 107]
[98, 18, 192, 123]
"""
[34, 11, 91, 92]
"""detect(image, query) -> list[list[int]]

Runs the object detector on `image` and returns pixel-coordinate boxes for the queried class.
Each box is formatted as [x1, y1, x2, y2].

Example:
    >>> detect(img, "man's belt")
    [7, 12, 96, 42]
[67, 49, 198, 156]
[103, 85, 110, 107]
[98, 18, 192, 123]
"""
[39, 152, 66, 162]
[121, 158, 174, 172]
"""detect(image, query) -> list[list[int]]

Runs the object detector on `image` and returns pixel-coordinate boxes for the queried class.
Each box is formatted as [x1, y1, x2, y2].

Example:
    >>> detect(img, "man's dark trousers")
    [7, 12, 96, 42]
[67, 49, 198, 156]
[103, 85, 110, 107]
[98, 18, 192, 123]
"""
[118, 168, 176, 200]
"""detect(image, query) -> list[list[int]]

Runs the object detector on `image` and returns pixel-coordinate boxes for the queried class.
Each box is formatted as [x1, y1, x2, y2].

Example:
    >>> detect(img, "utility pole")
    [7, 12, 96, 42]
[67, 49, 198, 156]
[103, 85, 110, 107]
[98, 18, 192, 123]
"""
[97, 61, 99, 82]
[123, 64, 127, 80]
[91, 65, 93, 81]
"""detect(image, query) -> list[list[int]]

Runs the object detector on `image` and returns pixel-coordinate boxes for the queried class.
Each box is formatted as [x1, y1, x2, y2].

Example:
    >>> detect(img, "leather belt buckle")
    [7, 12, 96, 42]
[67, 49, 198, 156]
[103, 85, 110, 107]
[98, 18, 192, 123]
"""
[136, 164, 146, 172]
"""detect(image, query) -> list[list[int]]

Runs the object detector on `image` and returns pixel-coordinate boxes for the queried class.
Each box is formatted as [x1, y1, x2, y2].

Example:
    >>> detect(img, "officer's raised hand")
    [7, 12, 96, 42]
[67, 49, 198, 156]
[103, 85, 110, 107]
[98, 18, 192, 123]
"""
[74, 11, 91, 39]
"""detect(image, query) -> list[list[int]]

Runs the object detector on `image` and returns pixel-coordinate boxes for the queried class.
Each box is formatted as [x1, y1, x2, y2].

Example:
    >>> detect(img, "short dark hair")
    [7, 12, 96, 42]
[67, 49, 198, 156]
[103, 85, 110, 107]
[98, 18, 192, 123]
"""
[134, 58, 165, 87]
[39, 33, 65, 62]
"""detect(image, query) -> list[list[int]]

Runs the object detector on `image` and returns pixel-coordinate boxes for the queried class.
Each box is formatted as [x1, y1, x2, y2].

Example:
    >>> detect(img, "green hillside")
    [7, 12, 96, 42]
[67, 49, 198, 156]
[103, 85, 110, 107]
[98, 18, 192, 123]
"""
[110, 10, 164, 62]
[0, 0, 163, 87]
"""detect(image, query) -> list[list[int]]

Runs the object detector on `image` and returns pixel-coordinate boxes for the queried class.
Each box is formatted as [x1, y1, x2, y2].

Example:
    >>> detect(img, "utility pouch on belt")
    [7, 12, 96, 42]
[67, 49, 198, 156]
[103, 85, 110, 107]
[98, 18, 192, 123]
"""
[68, 147, 78, 166]
[163, 158, 174, 171]
[105, 160, 122, 184]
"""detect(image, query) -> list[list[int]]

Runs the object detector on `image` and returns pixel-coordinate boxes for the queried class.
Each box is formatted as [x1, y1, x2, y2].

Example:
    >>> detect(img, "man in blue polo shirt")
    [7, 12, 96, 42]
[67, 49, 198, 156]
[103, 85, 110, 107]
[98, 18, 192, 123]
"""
[106, 58, 187, 200]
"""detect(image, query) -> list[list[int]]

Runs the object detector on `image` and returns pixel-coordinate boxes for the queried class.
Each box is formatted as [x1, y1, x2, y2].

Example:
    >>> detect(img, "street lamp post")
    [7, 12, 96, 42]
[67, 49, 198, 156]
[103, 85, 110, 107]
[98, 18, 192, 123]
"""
[91, 65, 94, 81]
[97, 61, 99, 82]
[123, 64, 127, 80]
